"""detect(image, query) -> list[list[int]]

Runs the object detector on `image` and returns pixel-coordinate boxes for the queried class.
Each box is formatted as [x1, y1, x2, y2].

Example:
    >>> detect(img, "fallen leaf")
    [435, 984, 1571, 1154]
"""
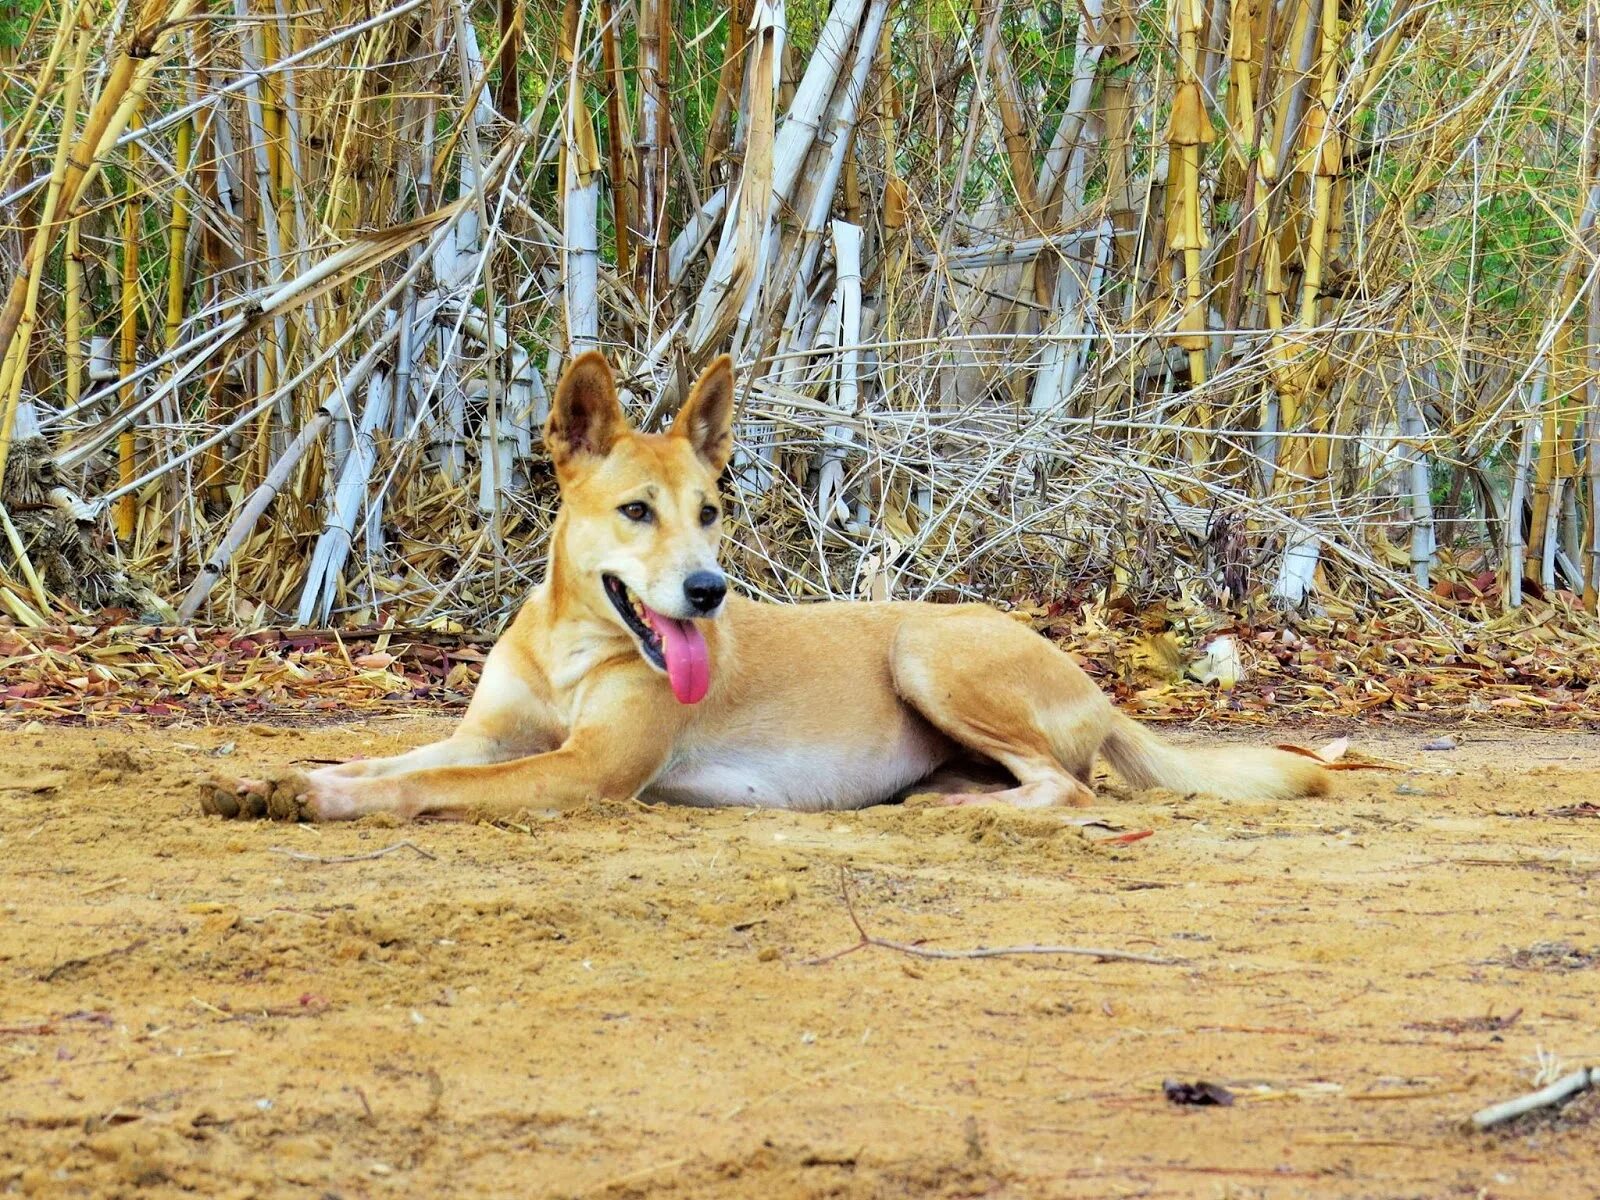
[1098, 829, 1154, 845]
[1274, 743, 1399, 771]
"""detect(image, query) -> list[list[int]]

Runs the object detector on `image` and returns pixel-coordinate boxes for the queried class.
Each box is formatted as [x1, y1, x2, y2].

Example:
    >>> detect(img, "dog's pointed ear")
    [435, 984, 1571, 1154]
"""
[546, 351, 628, 470]
[670, 354, 735, 473]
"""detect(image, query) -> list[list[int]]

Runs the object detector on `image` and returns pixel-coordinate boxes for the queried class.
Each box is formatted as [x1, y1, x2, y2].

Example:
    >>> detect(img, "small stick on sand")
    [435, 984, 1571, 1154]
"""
[805, 868, 1181, 967]
[38, 938, 149, 982]
[267, 840, 437, 864]
[1471, 1067, 1595, 1130]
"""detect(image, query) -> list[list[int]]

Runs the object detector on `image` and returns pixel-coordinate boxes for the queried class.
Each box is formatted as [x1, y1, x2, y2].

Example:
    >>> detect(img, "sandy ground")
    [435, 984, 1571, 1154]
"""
[1, 717, 1598, 1199]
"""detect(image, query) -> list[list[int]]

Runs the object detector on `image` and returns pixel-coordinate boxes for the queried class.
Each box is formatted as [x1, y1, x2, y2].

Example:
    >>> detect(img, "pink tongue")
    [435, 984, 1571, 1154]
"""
[644, 607, 710, 704]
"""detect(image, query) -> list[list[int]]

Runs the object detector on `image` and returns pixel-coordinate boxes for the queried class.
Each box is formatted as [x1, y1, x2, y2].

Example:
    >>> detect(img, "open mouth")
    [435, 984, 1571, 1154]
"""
[602, 574, 712, 705]
[603, 574, 668, 671]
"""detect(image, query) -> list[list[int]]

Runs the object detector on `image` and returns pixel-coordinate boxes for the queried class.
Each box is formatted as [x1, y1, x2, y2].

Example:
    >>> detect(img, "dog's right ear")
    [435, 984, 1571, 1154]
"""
[545, 351, 628, 471]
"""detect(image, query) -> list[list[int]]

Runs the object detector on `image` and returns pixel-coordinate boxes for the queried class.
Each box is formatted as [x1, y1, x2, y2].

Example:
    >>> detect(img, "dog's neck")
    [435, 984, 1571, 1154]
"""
[541, 510, 608, 627]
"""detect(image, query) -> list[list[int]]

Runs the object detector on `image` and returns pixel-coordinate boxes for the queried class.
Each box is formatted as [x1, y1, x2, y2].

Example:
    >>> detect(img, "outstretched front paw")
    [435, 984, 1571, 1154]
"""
[198, 772, 316, 821]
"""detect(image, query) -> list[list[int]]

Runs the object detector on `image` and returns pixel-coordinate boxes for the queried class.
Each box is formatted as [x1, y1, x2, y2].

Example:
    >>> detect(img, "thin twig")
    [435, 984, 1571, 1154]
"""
[804, 868, 1181, 967]
[1471, 1067, 1596, 1130]
[39, 939, 149, 982]
[267, 841, 437, 864]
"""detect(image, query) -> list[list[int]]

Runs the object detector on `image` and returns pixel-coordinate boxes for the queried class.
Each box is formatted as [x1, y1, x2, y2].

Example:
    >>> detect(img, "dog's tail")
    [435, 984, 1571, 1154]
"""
[1100, 712, 1329, 801]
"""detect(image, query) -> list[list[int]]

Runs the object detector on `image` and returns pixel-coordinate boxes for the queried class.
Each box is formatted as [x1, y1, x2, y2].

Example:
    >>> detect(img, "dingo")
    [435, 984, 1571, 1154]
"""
[202, 352, 1327, 822]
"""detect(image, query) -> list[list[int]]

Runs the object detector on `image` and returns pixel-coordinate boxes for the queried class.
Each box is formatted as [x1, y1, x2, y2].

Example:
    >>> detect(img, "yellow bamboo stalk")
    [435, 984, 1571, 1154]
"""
[65, 212, 84, 411]
[0, 0, 82, 196]
[1168, 0, 1216, 462]
[1225, 0, 1257, 168]
[0, 502, 51, 614]
[1297, 0, 1339, 328]
[0, 577, 48, 627]
[653, 0, 673, 299]
[0, 8, 91, 476]
[599, 0, 634, 272]
[1299, 0, 1340, 483]
[192, 20, 229, 507]
[261, 14, 295, 287]
[0, 0, 201, 462]
[875, 17, 903, 399]
[117, 120, 144, 541]
[165, 117, 192, 350]
[322, 25, 385, 235]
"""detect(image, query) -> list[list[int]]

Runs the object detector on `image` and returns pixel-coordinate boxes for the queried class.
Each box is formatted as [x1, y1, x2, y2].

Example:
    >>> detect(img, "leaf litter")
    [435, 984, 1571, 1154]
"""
[9, 590, 1600, 724]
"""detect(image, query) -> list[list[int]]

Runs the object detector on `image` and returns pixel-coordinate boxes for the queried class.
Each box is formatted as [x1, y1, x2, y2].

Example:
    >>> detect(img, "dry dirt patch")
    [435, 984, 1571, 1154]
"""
[2, 718, 1598, 1198]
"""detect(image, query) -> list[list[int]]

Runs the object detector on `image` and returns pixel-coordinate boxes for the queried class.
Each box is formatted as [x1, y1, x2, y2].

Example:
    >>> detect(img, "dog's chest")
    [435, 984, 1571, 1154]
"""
[643, 717, 948, 812]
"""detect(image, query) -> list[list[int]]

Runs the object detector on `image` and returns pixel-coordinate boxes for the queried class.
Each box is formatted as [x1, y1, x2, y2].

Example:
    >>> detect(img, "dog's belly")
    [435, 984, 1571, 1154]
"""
[643, 718, 951, 812]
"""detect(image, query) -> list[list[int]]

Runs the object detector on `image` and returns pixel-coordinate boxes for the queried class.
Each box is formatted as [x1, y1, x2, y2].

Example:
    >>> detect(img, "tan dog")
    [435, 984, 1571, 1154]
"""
[202, 352, 1328, 822]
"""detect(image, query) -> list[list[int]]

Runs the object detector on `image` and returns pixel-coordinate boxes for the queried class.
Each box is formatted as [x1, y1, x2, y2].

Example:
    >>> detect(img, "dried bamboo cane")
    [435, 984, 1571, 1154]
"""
[0, 6, 90, 483]
[0, 0, 201, 386]
[563, 3, 602, 352]
[1168, 0, 1216, 458]
[1587, 6, 1600, 609]
[64, 212, 84, 412]
[598, 0, 634, 274]
[702, 0, 750, 190]
[116, 119, 145, 542]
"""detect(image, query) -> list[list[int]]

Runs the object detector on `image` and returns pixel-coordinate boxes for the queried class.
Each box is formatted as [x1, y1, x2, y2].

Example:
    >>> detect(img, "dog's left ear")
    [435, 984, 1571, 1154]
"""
[546, 350, 629, 471]
[671, 354, 735, 473]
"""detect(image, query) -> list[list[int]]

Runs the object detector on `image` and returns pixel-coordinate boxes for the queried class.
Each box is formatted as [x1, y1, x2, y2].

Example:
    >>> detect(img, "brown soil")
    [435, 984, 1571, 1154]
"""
[2, 717, 1598, 1199]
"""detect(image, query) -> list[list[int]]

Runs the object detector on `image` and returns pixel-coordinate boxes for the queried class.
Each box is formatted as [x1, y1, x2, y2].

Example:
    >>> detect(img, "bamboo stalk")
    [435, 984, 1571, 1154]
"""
[64, 212, 84, 412]
[636, 0, 666, 295]
[562, 1, 602, 352]
[702, 0, 750, 190]
[653, 0, 673, 301]
[1168, 0, 1216, 454]
[495, 0, 522, 121]
[116, 119, 145, 542]
[1587, 6, 1600, 609]
[0, 0, 200, 398]
[598, 0, 634, 274]
[0, 4, 91, 483]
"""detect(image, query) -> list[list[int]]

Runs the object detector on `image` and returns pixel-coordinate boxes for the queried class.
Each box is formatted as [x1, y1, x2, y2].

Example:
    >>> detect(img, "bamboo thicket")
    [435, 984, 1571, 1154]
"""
[0, 0, 1598, 631]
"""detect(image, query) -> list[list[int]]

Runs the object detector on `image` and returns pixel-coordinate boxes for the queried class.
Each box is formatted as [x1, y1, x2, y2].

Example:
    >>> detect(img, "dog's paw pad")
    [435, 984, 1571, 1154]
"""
[198, 773, 311, 821]
[199, 775, 266, 818]
[264, 772, 314, 822]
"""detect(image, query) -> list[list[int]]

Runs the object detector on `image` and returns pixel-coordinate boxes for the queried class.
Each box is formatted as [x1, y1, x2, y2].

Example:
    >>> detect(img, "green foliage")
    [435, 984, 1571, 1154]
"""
[0, 0, 44, 51]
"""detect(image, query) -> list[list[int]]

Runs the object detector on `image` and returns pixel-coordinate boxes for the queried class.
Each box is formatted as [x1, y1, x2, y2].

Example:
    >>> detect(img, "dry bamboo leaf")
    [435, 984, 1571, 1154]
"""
[884, 174, 907, 228]
[1166, 83, 1210, 146]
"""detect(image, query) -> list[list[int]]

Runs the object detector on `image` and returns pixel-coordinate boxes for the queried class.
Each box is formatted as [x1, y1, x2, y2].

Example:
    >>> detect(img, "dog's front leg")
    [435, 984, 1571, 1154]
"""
[303, 726, 671, 821]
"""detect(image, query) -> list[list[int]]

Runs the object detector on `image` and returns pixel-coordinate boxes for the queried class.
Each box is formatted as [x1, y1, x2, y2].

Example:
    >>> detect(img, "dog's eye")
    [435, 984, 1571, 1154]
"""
[699, 504, 719, 527]
[619, 501, 652, 523]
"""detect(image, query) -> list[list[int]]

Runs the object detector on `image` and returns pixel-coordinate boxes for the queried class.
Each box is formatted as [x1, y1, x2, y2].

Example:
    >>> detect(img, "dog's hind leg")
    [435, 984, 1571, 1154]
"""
[890, 611, 1115, 808]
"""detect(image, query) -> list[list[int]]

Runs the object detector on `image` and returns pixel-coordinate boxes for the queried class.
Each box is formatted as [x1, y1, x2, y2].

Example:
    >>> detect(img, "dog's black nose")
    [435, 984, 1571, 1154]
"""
[683, 571, 727, 614]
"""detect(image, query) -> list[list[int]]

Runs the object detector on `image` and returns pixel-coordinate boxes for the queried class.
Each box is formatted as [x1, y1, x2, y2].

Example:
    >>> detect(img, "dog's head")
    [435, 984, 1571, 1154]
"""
[544, 350, 735, 705]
